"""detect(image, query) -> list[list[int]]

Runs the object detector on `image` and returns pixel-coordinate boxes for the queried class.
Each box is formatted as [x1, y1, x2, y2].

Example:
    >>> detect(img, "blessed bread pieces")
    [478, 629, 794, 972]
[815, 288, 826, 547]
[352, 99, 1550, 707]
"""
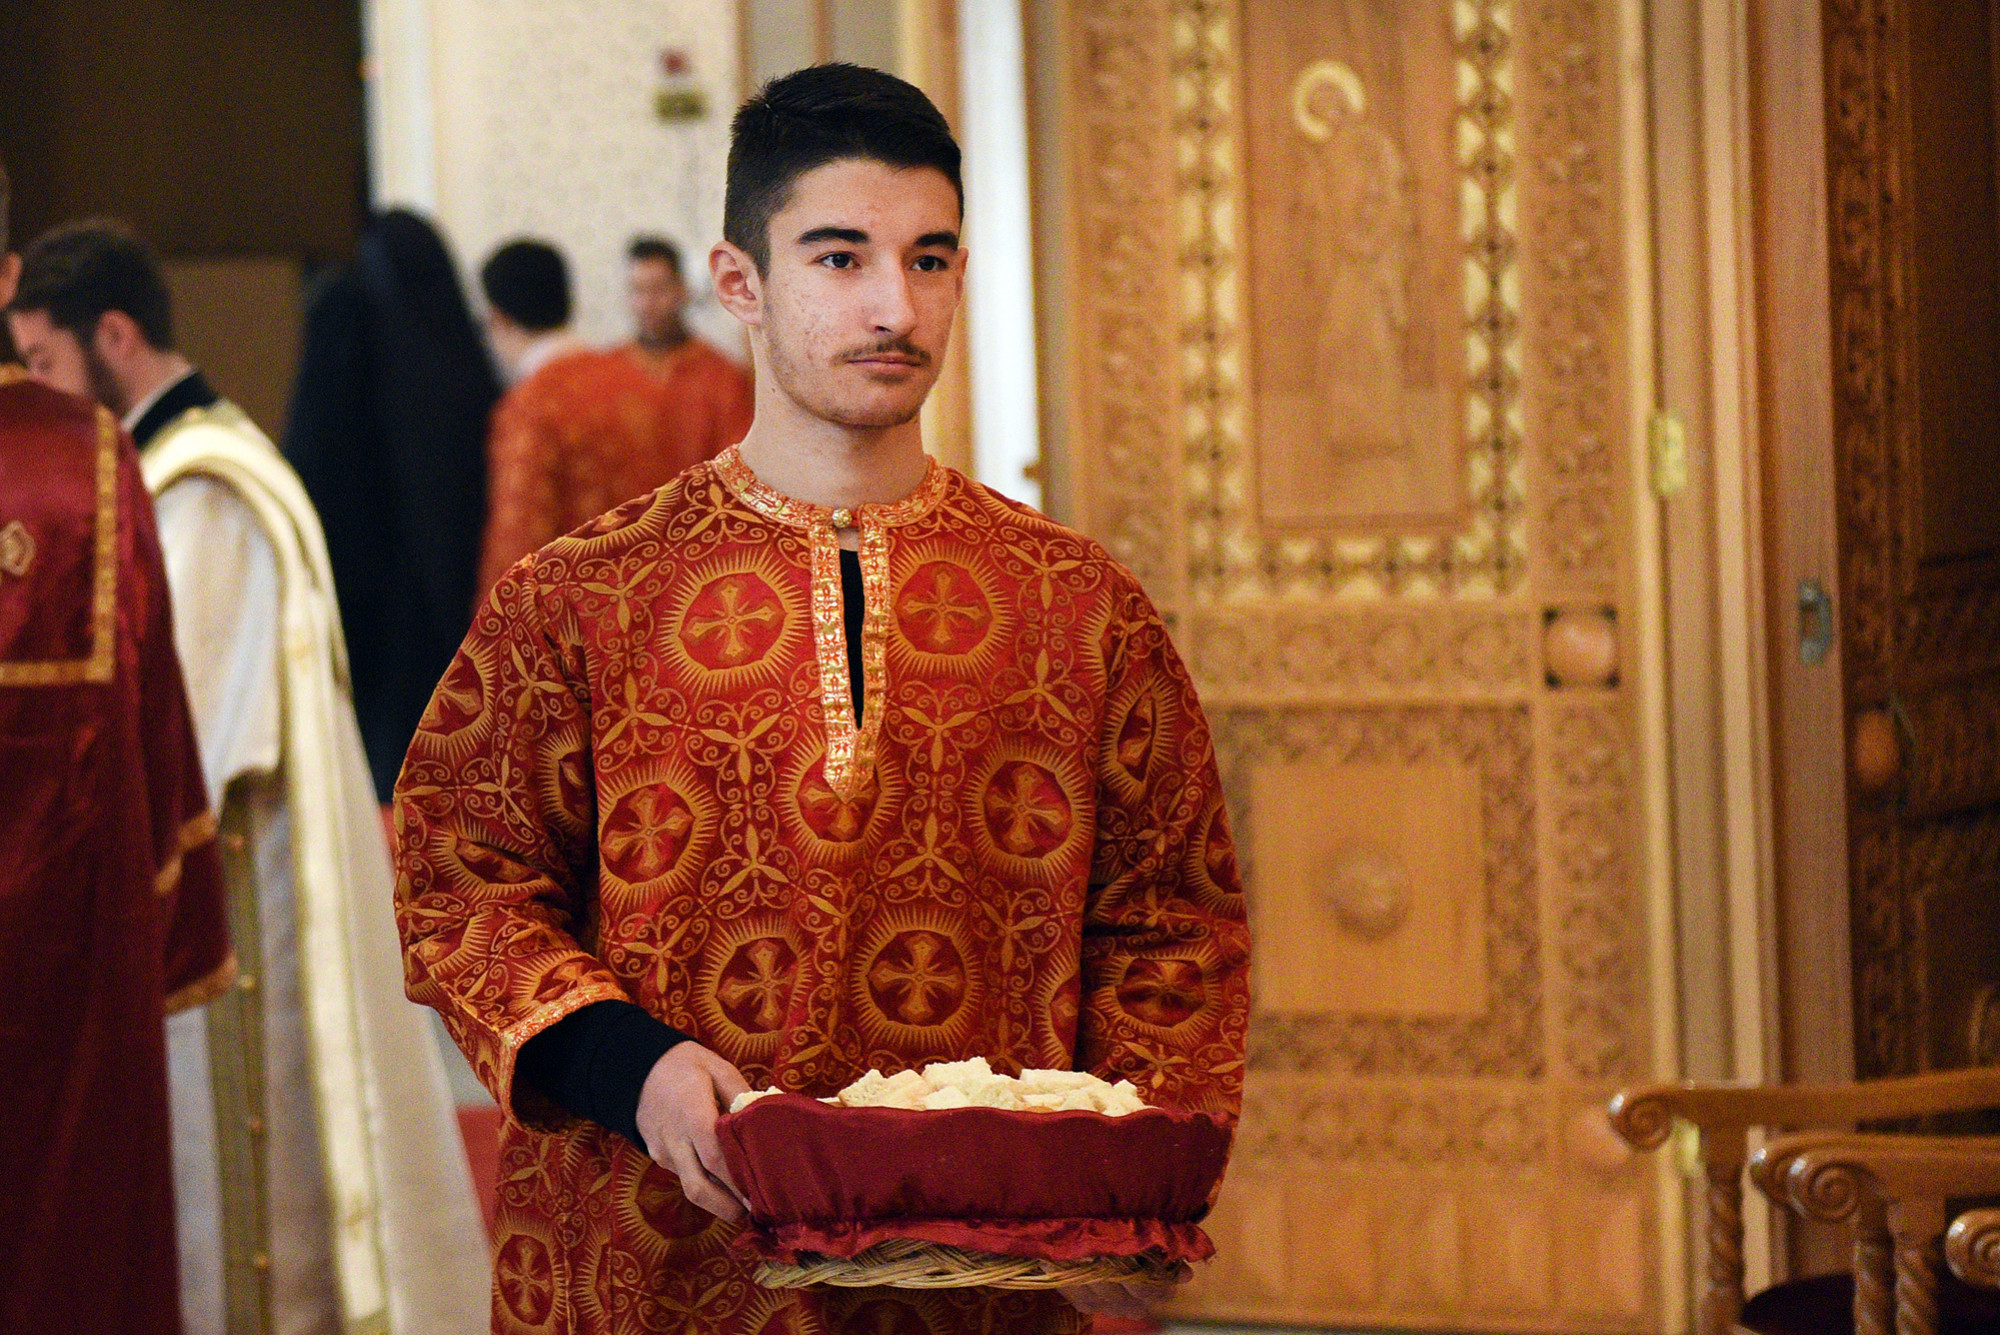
[728, 1056, 1149, 1116]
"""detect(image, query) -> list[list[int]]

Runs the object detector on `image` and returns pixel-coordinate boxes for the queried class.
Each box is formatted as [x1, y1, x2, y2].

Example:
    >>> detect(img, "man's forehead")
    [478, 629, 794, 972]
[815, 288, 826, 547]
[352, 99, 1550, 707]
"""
[777, 159, 961, 238]
[6, 308, 59, 342]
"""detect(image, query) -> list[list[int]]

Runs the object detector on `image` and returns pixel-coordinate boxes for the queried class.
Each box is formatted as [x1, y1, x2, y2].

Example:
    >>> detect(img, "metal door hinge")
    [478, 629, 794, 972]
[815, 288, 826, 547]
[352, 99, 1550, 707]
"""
[1798, 578, 1834, 666]
[1649, 411, 1689, 498]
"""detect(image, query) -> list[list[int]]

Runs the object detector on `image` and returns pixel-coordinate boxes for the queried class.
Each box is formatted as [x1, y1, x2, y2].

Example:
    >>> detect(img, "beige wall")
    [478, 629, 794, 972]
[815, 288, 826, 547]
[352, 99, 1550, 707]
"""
[368, 0, 742, 351]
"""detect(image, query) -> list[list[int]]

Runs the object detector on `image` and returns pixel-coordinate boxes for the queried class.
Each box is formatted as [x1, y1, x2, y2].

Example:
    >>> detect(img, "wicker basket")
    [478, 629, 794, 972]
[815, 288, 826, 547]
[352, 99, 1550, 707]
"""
[755, 1237, 1188, 1290]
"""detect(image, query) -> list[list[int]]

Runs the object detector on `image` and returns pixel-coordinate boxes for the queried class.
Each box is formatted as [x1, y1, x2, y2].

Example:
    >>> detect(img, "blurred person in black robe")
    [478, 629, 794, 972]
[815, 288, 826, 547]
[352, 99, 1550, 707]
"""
[283, 210, 500, 801]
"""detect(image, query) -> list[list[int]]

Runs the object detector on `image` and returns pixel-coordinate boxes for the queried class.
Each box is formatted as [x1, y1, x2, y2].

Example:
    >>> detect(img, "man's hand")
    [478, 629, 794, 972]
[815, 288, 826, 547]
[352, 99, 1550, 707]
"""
[634, 1042, 752, 1223]
[1060, 1265, 1190, 1320]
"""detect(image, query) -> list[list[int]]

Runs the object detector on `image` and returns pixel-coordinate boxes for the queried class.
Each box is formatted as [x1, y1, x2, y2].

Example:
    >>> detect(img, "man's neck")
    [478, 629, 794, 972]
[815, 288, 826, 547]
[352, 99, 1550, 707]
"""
[636, 321, 689, 355]
[511, 327, 579, 383]
[733, 391, 929, 514]
[117, 351, 195, 420]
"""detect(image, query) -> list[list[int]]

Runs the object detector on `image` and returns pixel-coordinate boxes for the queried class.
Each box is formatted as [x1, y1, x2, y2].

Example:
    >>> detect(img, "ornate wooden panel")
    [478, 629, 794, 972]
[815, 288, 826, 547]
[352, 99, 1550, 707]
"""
[1052, 0, 1661, 1327]
[1822, 0, 2000, 1082]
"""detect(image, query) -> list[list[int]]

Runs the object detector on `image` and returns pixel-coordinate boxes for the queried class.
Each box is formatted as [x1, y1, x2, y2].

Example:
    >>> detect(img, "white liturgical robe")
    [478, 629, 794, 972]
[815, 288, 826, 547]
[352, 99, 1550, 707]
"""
[145, 396, 488, 1335]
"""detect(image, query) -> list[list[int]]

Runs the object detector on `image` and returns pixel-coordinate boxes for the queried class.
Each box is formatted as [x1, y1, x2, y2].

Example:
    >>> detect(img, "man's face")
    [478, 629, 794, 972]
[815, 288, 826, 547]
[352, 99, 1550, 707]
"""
[756, 158, 963, 430]
[628, 257, 687, 345]
[6, 308, 109, 404]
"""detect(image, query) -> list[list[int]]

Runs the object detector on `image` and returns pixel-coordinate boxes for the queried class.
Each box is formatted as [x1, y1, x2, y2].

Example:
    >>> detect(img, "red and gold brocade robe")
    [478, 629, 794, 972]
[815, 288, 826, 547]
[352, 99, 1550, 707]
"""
[0, 369, 230, 1335]
[478, 342, 754, 597]
[395, 446, 1250, 1335]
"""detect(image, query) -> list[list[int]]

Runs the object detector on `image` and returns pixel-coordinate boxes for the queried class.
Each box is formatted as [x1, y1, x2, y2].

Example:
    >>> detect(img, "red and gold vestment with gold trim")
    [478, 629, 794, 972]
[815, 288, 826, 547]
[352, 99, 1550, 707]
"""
[0, 369, 230, 1335]
[396, 447, 1249, 1335]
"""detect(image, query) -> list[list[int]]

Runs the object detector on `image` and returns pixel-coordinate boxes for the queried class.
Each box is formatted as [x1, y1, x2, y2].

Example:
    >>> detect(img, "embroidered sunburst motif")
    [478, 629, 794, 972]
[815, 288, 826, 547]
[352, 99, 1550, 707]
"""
[0, 520, 35, 579]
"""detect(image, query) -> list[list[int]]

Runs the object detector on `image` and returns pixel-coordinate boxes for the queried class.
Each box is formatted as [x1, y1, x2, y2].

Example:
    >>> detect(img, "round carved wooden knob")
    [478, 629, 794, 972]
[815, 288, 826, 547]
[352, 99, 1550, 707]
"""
[1850, 708, 1901, 792]
[1544, 608, 1618, 688]
[1568, 1105, 1634, 1172]
[1320, 843, 1410, 941]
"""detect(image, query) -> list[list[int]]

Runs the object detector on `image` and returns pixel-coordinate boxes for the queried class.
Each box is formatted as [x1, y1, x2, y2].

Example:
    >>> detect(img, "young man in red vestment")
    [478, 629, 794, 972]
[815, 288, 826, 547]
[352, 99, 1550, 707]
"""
[396, 65, 1250, 1335]
[475, 240, 754, 596]
[0, 161, 232, 1335]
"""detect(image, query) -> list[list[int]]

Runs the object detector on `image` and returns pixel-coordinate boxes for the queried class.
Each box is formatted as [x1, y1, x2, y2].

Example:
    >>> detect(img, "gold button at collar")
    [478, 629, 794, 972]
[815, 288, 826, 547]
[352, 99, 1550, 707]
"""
[830, 507, 854, 530]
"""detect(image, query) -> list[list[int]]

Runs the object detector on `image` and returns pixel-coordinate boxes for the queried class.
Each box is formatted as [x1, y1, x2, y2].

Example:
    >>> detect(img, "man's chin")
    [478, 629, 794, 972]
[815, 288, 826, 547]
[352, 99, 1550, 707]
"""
[823, 401, 925, 430]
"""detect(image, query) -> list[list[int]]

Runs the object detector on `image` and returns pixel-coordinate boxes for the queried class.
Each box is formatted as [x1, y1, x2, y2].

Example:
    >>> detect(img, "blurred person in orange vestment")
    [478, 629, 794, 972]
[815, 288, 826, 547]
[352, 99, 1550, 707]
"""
[474, 238, 752, 597]
[0, 160, 231, 1335]
[396, 64, 1249, 1335]
[620, 233, 754, 446]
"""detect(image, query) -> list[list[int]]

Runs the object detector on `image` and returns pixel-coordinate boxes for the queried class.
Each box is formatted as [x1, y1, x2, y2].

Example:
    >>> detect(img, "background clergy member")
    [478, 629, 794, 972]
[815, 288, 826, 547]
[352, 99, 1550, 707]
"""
[7, 221, 489, 1335]
[0, 159, 232, 1335]
[284, 209, 501, 803]
[620, 233, 754, 447]
[475, 237, 752, 596]
[395, 63, 1250, 1335]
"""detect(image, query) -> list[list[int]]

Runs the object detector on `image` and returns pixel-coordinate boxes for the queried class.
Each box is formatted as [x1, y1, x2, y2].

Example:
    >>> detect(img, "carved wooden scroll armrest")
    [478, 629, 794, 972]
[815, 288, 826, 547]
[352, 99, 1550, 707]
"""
[1756, 1133, 2000, 1335]
[1948, 1208, 2000, 1289]
[1607, 1067, 2000, 1150]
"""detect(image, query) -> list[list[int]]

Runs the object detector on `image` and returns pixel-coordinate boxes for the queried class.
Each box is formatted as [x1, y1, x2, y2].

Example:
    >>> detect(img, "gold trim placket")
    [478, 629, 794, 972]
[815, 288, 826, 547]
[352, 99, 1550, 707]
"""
[710, 446, 949, 802]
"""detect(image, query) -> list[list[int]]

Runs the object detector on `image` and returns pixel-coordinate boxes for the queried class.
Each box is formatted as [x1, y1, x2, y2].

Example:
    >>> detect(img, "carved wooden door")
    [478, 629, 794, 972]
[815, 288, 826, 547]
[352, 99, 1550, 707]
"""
[1823, 0, 2000, 1083]
[1049, 0, 1664, 1329]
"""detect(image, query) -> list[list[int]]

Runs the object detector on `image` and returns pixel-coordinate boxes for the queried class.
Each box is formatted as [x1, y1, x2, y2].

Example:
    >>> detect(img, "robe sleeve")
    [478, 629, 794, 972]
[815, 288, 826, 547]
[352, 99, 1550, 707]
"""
[1076, 577, 1250, 1118]
[124, 446, 232, 1010]
[393, 562, 629, 1123]
[476, 392, 563, 601]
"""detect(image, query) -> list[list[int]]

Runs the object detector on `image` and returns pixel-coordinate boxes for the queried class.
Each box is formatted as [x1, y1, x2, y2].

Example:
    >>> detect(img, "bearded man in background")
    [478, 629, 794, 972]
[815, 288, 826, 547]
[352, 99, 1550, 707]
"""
[0, 160, 231, 1335]
[8, 220, 488, 1335]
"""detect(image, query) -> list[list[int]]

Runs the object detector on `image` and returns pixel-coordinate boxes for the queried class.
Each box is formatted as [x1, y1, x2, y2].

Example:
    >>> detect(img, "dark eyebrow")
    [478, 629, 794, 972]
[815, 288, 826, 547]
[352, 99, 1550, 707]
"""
[916, 231, 960, 249]
[796, 226, 868, 246]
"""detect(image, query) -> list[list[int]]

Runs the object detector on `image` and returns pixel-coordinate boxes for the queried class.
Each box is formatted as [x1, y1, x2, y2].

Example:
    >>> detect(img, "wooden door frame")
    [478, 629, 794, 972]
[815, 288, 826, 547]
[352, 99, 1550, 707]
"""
[1649, 0, 1857, 1299]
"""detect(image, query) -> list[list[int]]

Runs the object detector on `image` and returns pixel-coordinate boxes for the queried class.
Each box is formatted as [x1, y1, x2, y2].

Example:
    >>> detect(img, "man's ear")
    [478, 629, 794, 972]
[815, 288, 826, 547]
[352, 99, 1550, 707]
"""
[92, 308, 146, 362]
[710, 240, 763, 328]
[0, 253, 19, 311]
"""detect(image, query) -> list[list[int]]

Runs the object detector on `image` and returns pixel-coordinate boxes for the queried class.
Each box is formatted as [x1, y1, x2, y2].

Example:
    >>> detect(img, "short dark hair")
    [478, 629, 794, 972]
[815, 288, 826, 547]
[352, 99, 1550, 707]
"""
[725, 63, 961, 273]
[627, 235, 682, 276]
[11, 220, 174, 349]
[480, 239, 570, 332]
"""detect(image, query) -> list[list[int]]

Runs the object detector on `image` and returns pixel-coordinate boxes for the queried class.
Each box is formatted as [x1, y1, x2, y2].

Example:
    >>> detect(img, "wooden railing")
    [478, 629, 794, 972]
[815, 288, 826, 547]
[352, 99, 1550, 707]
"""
[1607, 1067, 2000, 1335]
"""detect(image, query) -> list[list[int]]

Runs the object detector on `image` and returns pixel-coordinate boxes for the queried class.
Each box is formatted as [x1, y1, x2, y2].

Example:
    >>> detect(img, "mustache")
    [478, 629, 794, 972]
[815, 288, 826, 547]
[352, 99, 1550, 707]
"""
[839, 339, 930, 366]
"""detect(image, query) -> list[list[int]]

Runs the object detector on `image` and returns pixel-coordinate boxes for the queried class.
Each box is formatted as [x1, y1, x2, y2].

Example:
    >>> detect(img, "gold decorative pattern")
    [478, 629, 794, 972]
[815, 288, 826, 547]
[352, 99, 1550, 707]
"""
[1548, 703, 1642, 1080]
[1518, 0, 1627, 593]
[1175, 0, 1526, 600]
[712, 445, 949, 800]
[164, 950, 240, 1014]
[1181, 606, 1540, 702]
[1060, 0, 1649, 1327]
[1218, 704, 1541, 1079]
[0, 401, 121, 687]
[154, 808, 223, 898]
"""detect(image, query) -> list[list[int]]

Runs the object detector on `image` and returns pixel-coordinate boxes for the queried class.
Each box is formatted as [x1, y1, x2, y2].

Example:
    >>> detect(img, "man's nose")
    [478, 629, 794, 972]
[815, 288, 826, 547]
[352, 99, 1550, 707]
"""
[868, 266, 918, 336]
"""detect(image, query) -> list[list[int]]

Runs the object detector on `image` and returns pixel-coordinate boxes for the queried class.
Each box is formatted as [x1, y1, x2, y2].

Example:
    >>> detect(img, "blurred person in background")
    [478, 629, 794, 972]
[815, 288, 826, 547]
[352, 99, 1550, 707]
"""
[7, 220, 488, 1335]
[475, 236, 751, 594]
[620, 233, 753, 444]
[0, 159, 232, 1335]
[284, 209, 500, 804]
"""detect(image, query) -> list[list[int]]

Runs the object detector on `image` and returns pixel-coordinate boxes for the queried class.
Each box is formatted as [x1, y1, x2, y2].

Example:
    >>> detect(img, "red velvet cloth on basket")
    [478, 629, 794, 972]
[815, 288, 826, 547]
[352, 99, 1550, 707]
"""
[715, 1093, 1232, 1265]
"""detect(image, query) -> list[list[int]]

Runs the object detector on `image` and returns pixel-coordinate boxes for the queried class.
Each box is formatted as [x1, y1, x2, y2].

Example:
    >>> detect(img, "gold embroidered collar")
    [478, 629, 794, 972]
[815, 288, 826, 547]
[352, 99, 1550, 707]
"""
[709, 444, 949, 530]
[709, 445, 950, 801]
